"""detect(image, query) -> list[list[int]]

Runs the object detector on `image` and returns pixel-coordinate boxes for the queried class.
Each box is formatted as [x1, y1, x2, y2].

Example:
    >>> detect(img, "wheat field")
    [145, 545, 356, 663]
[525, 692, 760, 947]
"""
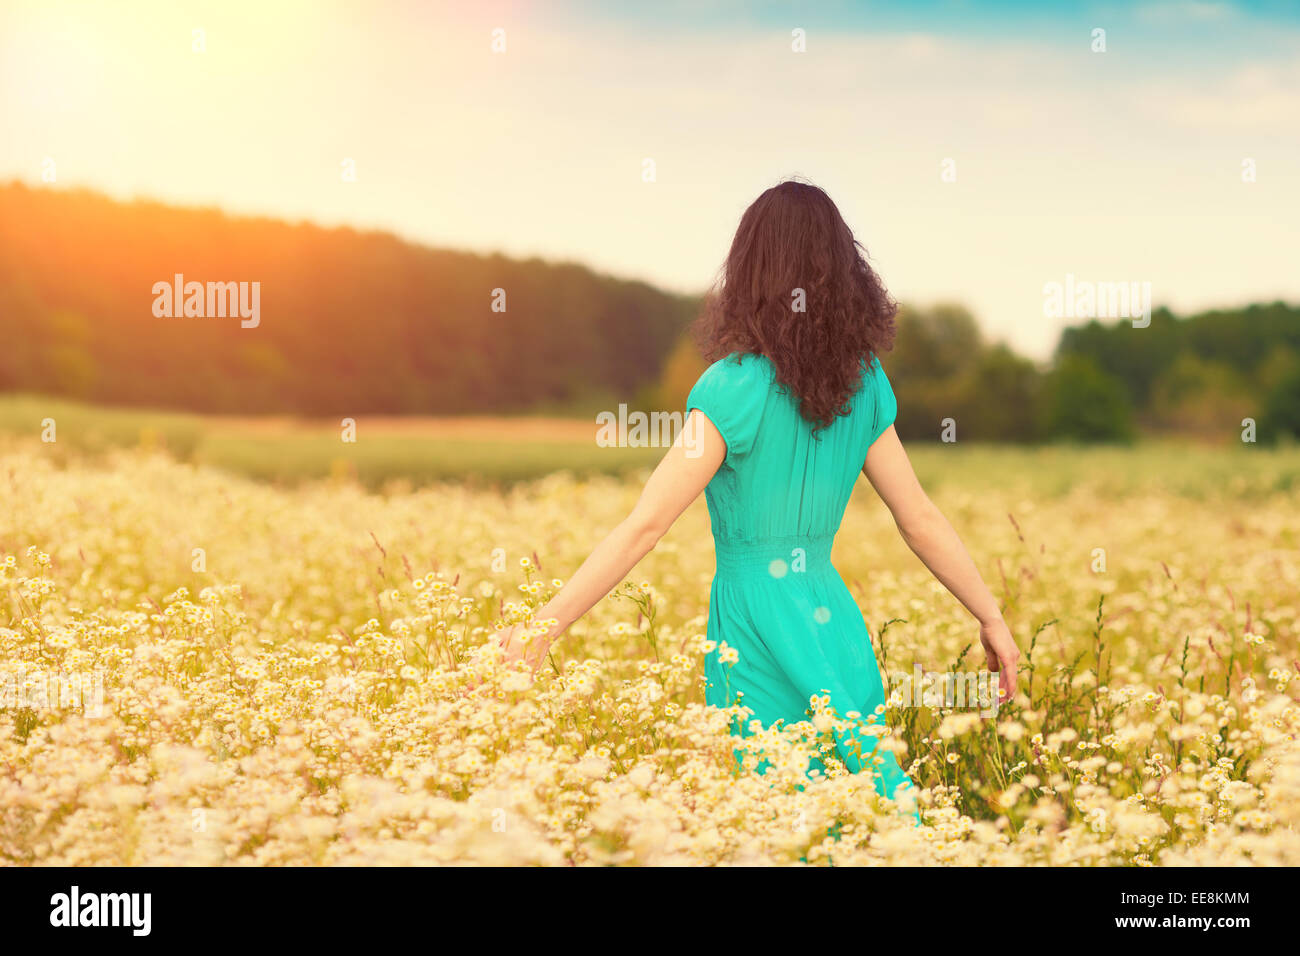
[1, 438, 1297, 865]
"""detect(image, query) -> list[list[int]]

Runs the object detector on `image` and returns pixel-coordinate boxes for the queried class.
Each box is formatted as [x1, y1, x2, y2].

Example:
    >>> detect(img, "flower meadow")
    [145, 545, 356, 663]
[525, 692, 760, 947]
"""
[1, 443, 1298, 866]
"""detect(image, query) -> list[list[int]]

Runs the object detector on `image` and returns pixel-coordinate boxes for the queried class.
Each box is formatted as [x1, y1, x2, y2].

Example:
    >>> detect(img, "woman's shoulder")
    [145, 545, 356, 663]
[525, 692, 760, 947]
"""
[695, 351, 775, 390]
[687, 352, 774, 460]
[856, 352, 891, 393]
[858, 351, 897, 440]
[688, 352, 775, 410]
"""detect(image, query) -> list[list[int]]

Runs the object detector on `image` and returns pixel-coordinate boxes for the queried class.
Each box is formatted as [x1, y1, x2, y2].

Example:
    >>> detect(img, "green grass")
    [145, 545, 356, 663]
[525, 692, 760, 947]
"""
[0, 395, 206, 458]
[0, 394, 662, 487]
[905, 441, 1300, 499]
[194, 434, 663, 486]
[2, 393, 1299, 495]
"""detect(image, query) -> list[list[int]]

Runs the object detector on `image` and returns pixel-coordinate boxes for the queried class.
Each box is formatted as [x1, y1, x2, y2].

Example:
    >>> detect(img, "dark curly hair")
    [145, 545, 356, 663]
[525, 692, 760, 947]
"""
[693, 179, 897, 432]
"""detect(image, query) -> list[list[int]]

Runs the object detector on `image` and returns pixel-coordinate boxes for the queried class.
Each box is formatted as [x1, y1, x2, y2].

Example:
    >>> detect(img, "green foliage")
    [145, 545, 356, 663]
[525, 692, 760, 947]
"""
[888, 303, 983, 383]
[1057, 300, 1300, 413]
[1148, 353, 1252, 437]
[1039, 356, 1136, 443]
[954, 345, 1043, 442]
[890, 300, 1297, 444]
[1260, 360, 1300, 444]
[0, 183, 696, 416]
[889, 306, 1043, 443]
[1053, 307, 1183, 406]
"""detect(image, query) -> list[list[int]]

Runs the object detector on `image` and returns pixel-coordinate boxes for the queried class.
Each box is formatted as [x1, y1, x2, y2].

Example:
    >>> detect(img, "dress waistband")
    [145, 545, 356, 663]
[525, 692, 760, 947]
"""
[713, 535, 835, 579]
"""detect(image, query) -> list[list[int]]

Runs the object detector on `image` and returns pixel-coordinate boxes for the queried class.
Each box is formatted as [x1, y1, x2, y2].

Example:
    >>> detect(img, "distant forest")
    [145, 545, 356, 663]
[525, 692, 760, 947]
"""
[3, 182, 1298, 442]
[0, 183, 695, 415]
[879, 300, 1299, 443]
[659, 299, 1300, 444]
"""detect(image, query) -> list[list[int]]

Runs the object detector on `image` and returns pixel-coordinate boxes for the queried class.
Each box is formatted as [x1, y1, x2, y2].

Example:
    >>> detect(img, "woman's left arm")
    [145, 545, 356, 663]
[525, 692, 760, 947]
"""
[495, 409, 726, 667]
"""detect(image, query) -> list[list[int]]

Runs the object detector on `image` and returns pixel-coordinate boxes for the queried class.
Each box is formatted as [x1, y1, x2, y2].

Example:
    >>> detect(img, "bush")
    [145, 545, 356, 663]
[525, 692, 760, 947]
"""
[1040, 355, 1136, 443]
[1260, 363, 1300, 443]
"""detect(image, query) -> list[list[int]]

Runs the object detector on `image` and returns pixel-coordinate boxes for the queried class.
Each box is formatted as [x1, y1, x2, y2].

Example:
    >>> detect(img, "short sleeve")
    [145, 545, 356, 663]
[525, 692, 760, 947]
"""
[866, 356, 897, 447]
[686, 354, 770, 465]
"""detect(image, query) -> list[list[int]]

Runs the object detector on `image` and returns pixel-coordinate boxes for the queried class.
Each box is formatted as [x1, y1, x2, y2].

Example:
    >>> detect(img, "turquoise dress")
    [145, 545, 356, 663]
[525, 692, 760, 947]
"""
[688, 351, 915, 803]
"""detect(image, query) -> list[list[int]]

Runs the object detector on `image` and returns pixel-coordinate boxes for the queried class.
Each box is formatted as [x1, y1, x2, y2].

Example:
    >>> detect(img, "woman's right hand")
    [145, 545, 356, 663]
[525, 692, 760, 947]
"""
[979, 616, 1020, 703]
[494, 620, 554, 671]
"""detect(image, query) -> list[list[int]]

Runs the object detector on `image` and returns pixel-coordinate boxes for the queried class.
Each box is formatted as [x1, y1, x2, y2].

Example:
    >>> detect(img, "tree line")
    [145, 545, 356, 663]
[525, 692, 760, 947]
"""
[0, 183, 694, 415]
[3, 182, 1297, 442]
[657, 299, 1300, 443]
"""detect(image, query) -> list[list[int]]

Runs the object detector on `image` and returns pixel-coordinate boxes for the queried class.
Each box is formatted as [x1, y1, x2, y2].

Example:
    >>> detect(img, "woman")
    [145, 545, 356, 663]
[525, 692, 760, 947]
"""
[493, 179, 1019, 807]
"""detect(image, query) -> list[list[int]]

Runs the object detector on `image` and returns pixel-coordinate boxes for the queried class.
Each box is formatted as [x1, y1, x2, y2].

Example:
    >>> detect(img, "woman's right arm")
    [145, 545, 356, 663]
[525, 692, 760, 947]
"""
[862, 425, 1020, 699]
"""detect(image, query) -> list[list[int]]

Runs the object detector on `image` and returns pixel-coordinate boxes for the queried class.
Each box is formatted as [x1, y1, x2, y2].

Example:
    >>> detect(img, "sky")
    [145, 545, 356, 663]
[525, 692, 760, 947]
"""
[2, 0, 1298, 358]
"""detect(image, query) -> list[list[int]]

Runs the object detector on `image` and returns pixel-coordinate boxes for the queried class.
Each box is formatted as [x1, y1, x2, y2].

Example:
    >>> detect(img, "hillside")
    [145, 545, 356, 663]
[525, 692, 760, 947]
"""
[0, 183, 697, 415]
